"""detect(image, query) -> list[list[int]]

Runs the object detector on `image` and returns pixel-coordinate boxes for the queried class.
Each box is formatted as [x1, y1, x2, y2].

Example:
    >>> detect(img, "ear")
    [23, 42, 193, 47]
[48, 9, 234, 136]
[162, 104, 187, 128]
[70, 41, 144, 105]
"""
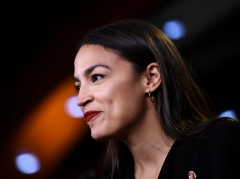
[143, 62, 161, 93]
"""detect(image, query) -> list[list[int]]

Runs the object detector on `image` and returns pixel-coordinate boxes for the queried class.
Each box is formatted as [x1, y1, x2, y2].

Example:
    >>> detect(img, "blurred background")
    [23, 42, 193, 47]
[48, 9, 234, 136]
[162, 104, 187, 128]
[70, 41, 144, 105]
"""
[1, 0, 240, 178]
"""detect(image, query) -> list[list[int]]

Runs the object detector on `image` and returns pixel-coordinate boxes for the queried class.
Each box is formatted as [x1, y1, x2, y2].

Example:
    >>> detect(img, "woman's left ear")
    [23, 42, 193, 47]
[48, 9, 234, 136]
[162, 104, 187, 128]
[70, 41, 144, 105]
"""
[143, 62, 161, 92]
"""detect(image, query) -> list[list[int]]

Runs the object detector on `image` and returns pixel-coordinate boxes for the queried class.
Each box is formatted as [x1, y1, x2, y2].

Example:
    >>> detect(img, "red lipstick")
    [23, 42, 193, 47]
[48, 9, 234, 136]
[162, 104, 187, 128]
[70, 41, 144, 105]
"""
[84, 111, 101, 123]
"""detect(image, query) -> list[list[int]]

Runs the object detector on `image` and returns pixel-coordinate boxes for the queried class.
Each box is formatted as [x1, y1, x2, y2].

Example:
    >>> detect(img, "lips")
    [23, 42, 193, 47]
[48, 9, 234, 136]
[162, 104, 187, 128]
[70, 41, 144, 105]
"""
[84, 111, 101, 123]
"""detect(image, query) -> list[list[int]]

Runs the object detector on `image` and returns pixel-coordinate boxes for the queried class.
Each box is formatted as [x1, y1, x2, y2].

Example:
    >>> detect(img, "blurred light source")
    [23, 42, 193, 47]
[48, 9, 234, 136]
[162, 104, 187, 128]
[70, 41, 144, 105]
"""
[15, 152, 40, 174]
[163, 20, 186, 40]
[218, 109, 237, 119]
[64, 96, 84, 118]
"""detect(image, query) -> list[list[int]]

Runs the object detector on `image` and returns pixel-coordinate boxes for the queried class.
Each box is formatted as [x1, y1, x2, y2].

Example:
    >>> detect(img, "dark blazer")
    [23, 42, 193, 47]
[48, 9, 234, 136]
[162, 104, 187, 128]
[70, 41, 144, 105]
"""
[103, 120, 240, 179]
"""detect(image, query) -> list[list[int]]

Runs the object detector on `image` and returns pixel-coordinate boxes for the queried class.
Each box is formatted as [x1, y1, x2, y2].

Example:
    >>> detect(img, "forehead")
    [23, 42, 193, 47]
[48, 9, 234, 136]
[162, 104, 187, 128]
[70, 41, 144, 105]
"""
[74, 44, 132, 74]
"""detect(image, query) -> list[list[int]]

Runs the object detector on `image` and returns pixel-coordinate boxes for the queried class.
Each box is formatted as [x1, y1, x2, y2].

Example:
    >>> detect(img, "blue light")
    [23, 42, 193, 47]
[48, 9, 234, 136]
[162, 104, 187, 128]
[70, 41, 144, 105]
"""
[64, 96, 84, 118]
[218, 109, 238, 119]
[15, 152, 40, 174]
[163, 20, 186, 40]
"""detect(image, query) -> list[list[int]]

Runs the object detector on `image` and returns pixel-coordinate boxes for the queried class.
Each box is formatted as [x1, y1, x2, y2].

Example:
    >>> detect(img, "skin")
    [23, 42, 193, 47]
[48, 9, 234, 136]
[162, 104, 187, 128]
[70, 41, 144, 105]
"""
[74, 44, 175, 179]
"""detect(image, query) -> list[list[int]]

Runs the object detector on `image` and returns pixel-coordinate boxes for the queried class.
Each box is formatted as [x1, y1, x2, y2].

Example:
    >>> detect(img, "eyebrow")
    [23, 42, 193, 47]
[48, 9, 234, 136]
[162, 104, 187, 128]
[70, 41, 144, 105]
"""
[84, 64, 110, 76]
[74, 64, 111, 82]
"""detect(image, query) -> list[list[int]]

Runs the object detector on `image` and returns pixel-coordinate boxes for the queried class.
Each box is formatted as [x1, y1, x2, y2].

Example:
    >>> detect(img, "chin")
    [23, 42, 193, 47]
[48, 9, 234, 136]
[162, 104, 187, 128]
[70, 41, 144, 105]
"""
[91, 131, 110, 141]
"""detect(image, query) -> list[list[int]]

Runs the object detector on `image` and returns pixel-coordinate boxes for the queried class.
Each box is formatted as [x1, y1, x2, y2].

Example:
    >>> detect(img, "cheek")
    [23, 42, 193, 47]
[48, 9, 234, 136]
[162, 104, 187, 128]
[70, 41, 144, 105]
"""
[92, 84, 116, 110]
[93, 77, 144, 119]
[93, 83, 129, 117]
[110, 82, 145, 117]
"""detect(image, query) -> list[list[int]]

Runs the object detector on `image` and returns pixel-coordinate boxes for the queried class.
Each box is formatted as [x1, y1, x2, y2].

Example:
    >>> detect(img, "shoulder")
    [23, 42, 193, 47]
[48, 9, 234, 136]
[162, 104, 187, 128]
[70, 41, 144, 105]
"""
[101, 174, 111, 179]
[165, 119, 240, 178]
[173, 118, 240, 161]
[201, 118, 240, 141]
[197, 118, 240, 168]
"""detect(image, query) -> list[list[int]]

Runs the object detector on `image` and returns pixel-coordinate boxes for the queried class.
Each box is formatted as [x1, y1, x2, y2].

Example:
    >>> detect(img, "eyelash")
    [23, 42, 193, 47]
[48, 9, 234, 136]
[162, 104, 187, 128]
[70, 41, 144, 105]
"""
[75, 74, 105, 92]
[91, 74, 105, 82]
[75, 85, 81, 92]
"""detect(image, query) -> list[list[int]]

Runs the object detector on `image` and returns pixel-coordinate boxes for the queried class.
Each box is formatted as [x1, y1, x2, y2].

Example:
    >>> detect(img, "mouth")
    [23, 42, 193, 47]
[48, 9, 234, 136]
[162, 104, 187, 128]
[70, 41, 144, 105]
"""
[84, 111, 102, 123]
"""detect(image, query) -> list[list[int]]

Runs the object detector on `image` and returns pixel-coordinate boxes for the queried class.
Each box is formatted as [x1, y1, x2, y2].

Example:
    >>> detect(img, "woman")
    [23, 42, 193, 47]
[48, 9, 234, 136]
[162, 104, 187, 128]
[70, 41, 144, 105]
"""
[74, 19, 240, 179]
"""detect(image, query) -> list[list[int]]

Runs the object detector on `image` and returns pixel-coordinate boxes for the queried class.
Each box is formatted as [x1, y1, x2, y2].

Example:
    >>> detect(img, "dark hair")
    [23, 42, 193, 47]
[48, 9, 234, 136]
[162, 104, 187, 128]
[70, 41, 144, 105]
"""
[77, 19, 216, 179]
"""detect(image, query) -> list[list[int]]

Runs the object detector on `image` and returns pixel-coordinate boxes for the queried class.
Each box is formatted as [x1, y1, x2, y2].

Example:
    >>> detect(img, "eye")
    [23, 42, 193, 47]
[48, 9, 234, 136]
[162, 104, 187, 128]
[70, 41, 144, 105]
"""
[75, 85, 81, 92]
[91, 74, 105, 82]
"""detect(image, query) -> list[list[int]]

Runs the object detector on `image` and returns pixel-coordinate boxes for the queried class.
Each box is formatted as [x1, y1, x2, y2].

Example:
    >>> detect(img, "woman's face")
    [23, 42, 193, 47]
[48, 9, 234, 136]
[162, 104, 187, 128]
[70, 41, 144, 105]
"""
[74, 44, 147, 141]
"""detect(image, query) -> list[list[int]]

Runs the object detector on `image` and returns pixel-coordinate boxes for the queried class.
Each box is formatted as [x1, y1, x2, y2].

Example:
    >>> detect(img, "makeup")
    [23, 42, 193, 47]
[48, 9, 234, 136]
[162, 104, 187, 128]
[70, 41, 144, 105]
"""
[84, 111, 101, 123]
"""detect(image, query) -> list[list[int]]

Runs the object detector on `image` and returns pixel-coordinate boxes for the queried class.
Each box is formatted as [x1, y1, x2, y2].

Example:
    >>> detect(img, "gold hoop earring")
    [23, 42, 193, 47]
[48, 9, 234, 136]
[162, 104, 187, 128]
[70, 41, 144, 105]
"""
[149, 90, 154, 103]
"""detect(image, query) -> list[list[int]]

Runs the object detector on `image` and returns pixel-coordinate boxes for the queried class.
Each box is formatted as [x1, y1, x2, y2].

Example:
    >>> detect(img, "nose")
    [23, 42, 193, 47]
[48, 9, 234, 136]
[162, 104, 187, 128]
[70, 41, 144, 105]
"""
[76, 87, 93, 107]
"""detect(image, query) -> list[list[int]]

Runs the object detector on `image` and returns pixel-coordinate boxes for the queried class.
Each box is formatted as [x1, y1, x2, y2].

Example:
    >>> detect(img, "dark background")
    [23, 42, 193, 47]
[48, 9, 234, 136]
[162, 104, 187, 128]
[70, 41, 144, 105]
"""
[1, 0, 240, 178]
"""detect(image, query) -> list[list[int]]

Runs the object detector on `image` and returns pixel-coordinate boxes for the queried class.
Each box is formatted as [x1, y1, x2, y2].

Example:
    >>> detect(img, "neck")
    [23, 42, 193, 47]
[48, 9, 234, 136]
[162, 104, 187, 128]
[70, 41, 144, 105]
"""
[121, 112, 175, 179]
